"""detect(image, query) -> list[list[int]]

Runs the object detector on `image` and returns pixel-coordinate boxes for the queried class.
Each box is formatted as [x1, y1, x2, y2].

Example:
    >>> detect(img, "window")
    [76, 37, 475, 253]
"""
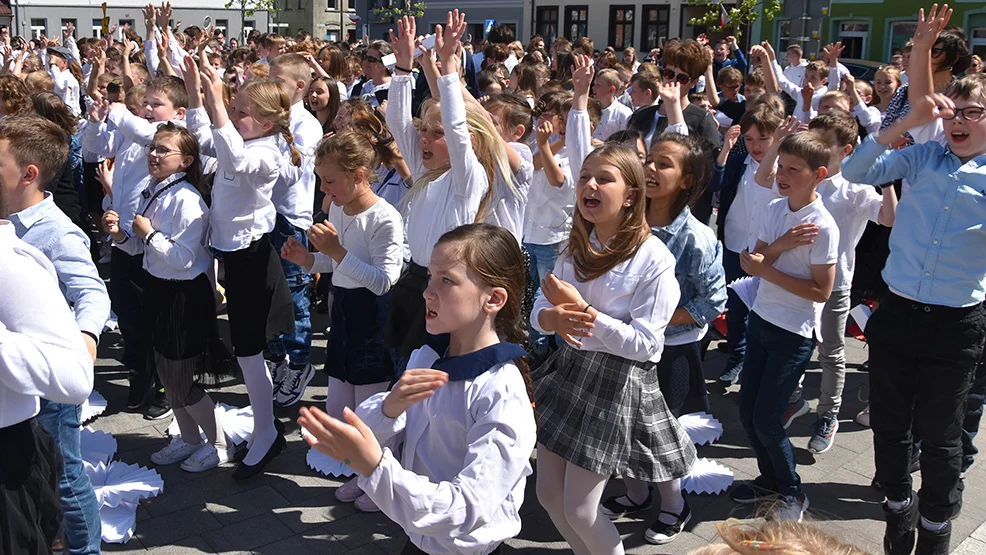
[61, 19, 76, 37]
[972, 28, 986, 57]
[327, 0, 337, 9]
[215, 19, 228, 35]
[92, 18, 103, 38]
[30, 18, 46, 39]
[641, 5, 669, 52]
[348, 0, 356, 10]
[886, 21, 917, 57]
[776, 19, 792, 53]
[299, 0, 304, 8]
[536, 6, 559, 44]
[244, 20, 256, 38]
[609, 6, 634, 50]
[118, 19, 135, 31]
[837, 20, 869, 59]
[564, 6, 588, 41]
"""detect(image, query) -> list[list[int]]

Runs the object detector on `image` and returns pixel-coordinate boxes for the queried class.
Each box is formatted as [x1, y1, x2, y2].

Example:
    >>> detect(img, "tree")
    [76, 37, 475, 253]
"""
[225, 0, 279, 39]
[687, 0, 781, 38]
[372, 0, 427, 23]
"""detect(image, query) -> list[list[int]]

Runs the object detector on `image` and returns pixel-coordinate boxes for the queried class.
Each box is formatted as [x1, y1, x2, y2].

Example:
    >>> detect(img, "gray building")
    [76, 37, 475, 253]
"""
[274, 0, 359, 42]
[355, 0, 528, 44]
[9, 0, 268, 42]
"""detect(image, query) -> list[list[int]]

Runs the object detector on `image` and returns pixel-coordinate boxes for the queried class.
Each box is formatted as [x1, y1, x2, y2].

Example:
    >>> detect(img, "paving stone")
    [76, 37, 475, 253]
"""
[973, 521, 986, 542]
[272, 497, 358, 534]
[321, 511, 402, 549]
[136, 506, 223, 548]
[145, 534, 249, 555]
[200, 513, 295, 552]
[206, 485, 291, 526]
[954, 537, 986, 555]
[249, 529, 347, 554]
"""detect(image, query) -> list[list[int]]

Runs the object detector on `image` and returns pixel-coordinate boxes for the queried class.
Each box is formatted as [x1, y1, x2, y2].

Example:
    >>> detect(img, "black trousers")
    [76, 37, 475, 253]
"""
[0, 419, 63, 555]
[109, 250, 150, 376]
[866, 293, 986, 523]
[400, 540, 501, 555]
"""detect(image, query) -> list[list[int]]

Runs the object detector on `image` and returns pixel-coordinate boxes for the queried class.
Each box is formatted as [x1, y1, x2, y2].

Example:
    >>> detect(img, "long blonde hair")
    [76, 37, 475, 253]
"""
[686, 519, 874, 555]
[240, 78, 301, 167]
[567, 144, 650, 282]
[399, 99, 513, 223]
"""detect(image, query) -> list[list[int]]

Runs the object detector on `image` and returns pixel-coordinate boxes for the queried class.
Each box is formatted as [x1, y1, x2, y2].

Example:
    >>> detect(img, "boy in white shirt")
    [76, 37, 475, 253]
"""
[730, 131, 839, 523]
[592, 68, 632, 141]
[266, 53, 325, 406]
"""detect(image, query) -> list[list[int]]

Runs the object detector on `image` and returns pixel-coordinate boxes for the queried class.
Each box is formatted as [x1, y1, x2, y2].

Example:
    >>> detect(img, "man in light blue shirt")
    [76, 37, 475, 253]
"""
[842, 73, 986, 553]
[1, 116, 107, 555]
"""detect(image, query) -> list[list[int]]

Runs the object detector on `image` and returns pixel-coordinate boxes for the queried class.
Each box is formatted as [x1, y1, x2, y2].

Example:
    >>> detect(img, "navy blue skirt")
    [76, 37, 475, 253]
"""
[325, 286, 395, 385]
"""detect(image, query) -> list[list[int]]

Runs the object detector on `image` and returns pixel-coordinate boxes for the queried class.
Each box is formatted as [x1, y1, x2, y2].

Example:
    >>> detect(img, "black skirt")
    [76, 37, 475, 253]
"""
[0, 419, 62, 555]
[385, 261, 429, 358]
[143, 273, 238, 387]
[656, 341, 709, 417]
[221, 234, 295, 357]
[325, 286, 395, 385]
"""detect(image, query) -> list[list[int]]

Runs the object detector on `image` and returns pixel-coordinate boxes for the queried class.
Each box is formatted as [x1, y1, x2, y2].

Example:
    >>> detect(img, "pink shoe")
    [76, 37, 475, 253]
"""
[354, 493, 381, 513]
[335, 477, 363, 503]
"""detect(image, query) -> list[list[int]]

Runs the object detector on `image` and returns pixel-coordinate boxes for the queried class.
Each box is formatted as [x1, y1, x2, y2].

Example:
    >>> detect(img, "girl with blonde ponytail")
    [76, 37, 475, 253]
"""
[183, 56, 298, 481]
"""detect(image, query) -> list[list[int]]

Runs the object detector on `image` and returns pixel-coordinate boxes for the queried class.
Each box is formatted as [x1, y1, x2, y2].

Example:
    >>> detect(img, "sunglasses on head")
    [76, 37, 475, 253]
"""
[661, 68, 691, 84]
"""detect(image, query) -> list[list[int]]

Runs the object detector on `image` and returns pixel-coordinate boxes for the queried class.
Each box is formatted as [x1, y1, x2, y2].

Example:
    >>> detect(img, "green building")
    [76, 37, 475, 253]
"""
[764, 0, 986, 63]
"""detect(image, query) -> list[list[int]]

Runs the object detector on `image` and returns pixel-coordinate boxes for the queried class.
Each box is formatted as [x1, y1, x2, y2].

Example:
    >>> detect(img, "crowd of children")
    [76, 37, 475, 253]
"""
[1, 2, 985, 554]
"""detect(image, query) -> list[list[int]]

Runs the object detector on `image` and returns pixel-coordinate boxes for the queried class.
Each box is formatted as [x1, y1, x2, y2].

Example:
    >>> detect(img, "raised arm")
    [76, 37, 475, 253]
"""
[387, 16, 425, 178]
[909, 4, 952, 102]
[754, 116, 798, 189]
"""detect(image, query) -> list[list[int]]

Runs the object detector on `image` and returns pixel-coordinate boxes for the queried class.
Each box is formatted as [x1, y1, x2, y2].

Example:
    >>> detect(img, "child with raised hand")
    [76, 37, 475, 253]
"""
[297, 223, 537, 555]
[732, 131, 839, 523]
[532, 144, 695, 555]
[841, 8, 986, 551]
[280, 129, 404, 511]
[599, 132, 726, 545]
[385, 12, 505, 361]
[103, 123, 235, 473]
[184, 55, 299, 480]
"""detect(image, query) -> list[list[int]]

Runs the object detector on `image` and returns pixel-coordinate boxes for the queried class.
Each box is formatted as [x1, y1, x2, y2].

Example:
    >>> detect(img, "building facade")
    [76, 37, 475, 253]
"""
[355, 0, 528, 44]
[274, 0, 359, 42]
[767, 0, 986, 63]
[9, 0, 268, 42]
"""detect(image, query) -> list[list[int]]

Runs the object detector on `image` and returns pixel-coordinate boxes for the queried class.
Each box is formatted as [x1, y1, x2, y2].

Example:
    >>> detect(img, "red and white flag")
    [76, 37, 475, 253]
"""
[719, 3, 730, 28]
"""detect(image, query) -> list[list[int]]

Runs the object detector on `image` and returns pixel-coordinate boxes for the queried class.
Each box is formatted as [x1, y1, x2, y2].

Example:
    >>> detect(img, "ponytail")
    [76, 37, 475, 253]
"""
[280, 127, 302, 167]
[240, 78, 302, 167]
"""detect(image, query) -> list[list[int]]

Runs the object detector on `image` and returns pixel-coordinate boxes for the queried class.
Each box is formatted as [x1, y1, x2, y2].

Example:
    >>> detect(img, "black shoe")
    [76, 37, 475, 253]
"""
[859, 360, 869, 372]
[916, 519, 950, 555]
[144, 389, 173, 420]
[730, 477, 781, 504]
[126, 373, 151, 410]
[233, 420, 285, 463]
[644, 500, 691, 545]
[599, 488, 653, 520]
[232, 433, 286, 480]
[883, 493, 918, 555]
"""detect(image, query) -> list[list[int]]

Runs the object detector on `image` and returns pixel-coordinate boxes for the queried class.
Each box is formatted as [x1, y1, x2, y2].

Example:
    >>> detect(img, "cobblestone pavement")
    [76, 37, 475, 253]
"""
[90, 312, 986, 554]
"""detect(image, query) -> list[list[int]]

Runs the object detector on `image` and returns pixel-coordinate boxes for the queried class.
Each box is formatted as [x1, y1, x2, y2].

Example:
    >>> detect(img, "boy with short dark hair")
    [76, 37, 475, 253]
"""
[2, 114, 109, 555]
[730, 130, 840, 522]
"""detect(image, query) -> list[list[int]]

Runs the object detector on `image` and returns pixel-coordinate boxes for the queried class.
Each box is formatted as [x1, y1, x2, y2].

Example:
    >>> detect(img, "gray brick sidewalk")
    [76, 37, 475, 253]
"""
[91, 314, 986, 554]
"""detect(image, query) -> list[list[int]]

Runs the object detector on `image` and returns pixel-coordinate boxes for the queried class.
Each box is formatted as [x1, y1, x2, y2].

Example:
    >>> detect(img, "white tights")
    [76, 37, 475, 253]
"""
[624, 476, 684, 524]
[535, 445, 625, 555]
[238, 353, 277, 466]
[324, 377, 390, 420]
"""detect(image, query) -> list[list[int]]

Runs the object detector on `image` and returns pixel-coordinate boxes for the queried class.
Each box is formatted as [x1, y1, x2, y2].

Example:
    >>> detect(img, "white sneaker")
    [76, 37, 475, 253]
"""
[181, 444, 220, 472]
[855, 406, 871, 428]
[774, 494, 809, 522]
[150, 437, 200, 465]
[267, 358, 290, 400]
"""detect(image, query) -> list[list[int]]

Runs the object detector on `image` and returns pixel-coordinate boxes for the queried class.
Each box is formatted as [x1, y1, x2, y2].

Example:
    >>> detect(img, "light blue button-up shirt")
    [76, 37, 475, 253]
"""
[9, 193, 110, 338]
[842, 136, 986, 308]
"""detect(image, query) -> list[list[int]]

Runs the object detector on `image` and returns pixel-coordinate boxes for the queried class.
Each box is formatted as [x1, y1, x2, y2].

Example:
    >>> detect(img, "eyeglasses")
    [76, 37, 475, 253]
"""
[144, 145, 182, 157]
[661, 68, 691, 85]
[363, 55, 381, 64]
[931, 46, 946, 57]
[941, 106, 986, 122]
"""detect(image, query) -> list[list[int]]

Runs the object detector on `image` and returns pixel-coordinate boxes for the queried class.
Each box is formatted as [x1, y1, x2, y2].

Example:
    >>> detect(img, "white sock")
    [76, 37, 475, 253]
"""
[656, 479, 685, 525]
[920, 516, 947, 532]
[172, 408, 202, 446]
[239, 354, 277, 466]
[887, 497, 911, 512]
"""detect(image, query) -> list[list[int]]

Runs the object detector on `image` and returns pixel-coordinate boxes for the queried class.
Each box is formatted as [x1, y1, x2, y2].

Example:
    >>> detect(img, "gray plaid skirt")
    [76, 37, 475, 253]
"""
[533, 343, 697, 482]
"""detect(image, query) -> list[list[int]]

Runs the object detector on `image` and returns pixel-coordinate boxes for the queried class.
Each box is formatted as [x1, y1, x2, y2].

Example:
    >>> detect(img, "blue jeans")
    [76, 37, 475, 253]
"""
[739, 312, 815, 497]
[723, 248, 749, 371]
[268, 214, 313, 368]
[523, 241, 565, 353]
[35, 401, 101, 554]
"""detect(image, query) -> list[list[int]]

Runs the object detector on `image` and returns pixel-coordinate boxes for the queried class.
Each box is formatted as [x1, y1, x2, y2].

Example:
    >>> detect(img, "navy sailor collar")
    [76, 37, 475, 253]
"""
[424, 334, 529, 381]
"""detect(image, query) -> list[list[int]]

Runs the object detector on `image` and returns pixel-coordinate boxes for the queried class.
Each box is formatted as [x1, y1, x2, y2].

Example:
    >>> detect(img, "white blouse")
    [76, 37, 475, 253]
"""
[356, 345, 536, 555]
[522, 144, 574, 246]
[114, 173, 212, 281]
[307, 199, 404, 296]
[187, 108, 282, 252]
[271, 102, 323, 230]
[0, 222, 93, 427]
[50, 66, 81, 117]
[483, 142, 533, 246]
[386, 73, 488, 267]
[531, 235, 681, 362]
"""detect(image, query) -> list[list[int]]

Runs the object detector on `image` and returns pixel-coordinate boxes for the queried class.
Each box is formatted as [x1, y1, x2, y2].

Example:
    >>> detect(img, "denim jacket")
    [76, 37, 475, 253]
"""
[651, 207, 728, 340]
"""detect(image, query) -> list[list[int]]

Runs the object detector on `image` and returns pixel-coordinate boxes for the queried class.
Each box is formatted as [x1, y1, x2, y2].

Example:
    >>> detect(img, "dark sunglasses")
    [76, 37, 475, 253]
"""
[363, 55, 381, 64]
[661, 68, 691, 85]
